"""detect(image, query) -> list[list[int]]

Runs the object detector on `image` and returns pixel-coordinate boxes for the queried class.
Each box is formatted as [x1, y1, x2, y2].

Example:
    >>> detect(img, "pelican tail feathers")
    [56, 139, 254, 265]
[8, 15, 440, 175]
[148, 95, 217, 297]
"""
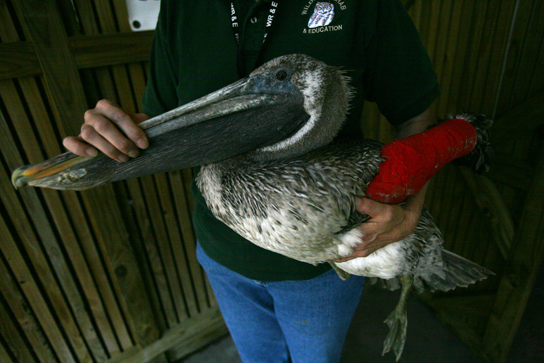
[426, 249, 494, 292]
[452, 113, 494, 174]
[372, 249, 492, 294]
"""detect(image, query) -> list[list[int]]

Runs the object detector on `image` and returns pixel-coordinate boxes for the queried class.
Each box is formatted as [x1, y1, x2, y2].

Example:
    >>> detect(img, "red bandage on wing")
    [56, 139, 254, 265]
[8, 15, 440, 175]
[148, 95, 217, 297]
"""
[365, 118, 477, 204]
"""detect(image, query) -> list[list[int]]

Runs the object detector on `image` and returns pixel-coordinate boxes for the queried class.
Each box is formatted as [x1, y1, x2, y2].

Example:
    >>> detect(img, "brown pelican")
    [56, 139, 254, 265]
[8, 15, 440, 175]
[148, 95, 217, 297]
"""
[12, 54, 493, 361]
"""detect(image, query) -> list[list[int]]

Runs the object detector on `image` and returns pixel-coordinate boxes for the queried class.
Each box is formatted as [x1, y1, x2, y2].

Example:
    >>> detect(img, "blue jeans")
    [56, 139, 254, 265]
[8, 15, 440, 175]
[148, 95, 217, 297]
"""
[197, 243, 365, 363]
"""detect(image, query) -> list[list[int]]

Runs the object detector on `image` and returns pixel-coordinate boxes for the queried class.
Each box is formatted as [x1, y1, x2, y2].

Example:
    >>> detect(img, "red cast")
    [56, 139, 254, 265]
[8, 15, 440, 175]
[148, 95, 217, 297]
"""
[365, 118, 478, 204]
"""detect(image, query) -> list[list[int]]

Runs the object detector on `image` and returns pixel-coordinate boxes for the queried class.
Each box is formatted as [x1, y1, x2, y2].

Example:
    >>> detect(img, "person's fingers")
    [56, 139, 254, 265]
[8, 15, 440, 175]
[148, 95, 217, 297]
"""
[63, 136, 98, 157]
[95, 100, 148, 147]
[92, 99, 149, 149]
[355, 197, 391, 220]
[80, 123, 129, 162]
[83, 109, 139, 158]
[62, 100, 150, 162]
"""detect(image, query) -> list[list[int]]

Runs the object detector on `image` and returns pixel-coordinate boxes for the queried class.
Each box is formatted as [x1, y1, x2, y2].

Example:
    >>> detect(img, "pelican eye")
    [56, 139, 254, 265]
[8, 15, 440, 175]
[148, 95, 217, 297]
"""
[275, 69, 288, 81]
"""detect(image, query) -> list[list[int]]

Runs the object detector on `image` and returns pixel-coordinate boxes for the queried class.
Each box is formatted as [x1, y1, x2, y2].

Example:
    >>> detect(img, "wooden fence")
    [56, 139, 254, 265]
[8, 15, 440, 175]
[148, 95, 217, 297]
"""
[1, 1, 226, 362]
[0, 0, 543, 362]
[405, 1, 544, 362]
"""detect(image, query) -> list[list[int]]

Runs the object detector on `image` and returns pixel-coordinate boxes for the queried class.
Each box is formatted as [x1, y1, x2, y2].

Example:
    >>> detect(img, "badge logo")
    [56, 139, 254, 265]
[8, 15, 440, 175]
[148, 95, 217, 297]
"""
[308, 2, 335, 28]
[302, 1, 346, 34]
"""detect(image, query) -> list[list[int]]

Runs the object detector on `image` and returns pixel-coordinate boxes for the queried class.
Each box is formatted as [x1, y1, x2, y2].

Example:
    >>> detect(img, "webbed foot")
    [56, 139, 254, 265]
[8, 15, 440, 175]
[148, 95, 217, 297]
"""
[382, 275, 413, 361]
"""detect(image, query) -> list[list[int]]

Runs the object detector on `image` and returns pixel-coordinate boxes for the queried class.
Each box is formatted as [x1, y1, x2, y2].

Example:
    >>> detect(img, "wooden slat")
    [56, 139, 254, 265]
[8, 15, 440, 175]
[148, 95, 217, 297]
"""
[0, 215, 75, 363]
[0, 41, 40, 79]
[487, 153, 533, 191]
[124, 58, 184, 326]
[446, 2, 476, 113]
[18, 73, 133, 356]
[407, 0, 422, 29]
[500, 2, 541, 166]
[0, 100, 101, 362]
[4, 76, 119, 360]
[468, 0, 504, 113]
[128, 62, 148, 111]
[87, 7, 170, 360]
[89, 59, 170, 339]
[482, 147, 544, 362]
[14, 0, 85, 136]
[0, 340, 15, 363]
[455, 188, 478, 256]
[423, 0, 442, 64]
[71, 31, 154, 69]
[491, 91, 544, 146]
[170, 170, 204, 315]
[70, 0, 99, 34]
[499, 0, 544, 114]
[151, 176, 188, 324]
[442, 168, 468, 253]
[155, 174, 192, 321]
[126, 179, 168, 331]
[106, 307, 228, 363]
[16, 0, 160, 352]
[139, 176, 180, 328]
[82, 21, 168, 337]
[107, 42, 180, 329]
[480, 0, 519, 116]
[0, 33, 153, 81]
[435, 0, 466, 115]
[429, 0, 452, 114]
[0, 0, 15, 38]
[125, 178, 172, 330]
[527, 5, 544, 97]
[80, 183, 161, 346]
[0, 289, 37, 363]
[456, 0, 490, 111]
[459, 168, 515, 260]
[422, 293, 496, 319]
[435, 166, 456, 231]
[0, 8, 124, 357]
[180, 168, 211, 310]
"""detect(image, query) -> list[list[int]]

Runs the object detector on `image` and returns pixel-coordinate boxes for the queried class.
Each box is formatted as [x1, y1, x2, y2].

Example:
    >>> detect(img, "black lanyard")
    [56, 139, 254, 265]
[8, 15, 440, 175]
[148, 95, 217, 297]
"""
[230, 1, 279, 77]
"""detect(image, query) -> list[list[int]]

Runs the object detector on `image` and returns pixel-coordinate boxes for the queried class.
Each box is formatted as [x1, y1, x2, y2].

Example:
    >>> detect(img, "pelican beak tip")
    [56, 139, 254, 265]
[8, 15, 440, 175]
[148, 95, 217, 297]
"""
[11, 166, 28, 190]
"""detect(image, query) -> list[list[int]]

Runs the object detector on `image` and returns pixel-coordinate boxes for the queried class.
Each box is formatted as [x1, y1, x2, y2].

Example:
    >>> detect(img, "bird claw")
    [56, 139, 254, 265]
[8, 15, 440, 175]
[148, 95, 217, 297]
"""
[382, 274, 413, 361]
[382, 309, 408, 361]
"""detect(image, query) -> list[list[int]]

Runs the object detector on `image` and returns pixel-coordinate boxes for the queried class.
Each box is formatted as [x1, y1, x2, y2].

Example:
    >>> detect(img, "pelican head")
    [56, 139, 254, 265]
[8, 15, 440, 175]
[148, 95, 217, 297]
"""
[12, 54, 350, 190]
[248, 54, 351, 161]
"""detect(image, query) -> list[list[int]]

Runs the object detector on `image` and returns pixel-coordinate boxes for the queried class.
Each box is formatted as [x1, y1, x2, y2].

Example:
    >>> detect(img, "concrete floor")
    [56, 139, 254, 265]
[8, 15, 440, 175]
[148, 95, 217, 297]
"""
[179, 262, 544, 362]
[179, 282, 483, 363]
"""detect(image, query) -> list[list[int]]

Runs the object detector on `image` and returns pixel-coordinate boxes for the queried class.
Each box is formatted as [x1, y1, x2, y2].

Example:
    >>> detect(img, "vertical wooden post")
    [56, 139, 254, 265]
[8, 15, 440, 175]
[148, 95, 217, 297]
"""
[14, 0, 162, 350]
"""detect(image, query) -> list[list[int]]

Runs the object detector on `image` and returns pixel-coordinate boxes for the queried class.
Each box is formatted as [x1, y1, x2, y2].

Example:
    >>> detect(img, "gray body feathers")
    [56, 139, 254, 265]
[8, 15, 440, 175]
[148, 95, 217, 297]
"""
[197, 138, 492, 289]
[198, 138, 382, 263]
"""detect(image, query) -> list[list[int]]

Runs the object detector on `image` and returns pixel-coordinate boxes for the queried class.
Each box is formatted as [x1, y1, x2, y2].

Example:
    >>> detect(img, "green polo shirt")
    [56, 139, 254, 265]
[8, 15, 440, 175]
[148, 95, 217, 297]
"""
[142, 0, 440, 281]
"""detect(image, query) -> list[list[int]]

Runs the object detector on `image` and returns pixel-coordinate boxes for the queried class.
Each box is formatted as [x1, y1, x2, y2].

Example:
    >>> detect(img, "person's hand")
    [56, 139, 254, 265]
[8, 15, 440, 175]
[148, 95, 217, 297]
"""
[63, 99, 150, 162]
[335, 194, 424, 262]
[332, 108, 435, 261]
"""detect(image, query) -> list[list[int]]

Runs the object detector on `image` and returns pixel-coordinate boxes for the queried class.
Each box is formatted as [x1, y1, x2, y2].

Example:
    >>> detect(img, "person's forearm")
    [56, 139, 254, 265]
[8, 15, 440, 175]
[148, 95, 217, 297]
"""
[394, 108, 436, 209]
[395, 108, 435, 139]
